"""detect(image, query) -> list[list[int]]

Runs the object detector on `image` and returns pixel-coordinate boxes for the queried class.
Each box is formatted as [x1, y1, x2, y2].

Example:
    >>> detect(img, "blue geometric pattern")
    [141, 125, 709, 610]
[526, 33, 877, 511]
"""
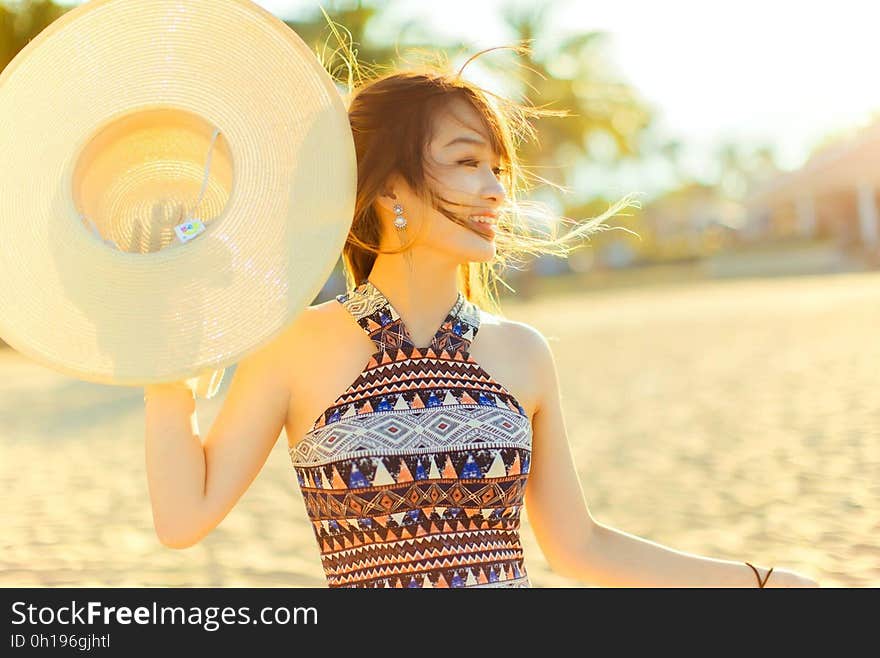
[289, 280, 533, 588]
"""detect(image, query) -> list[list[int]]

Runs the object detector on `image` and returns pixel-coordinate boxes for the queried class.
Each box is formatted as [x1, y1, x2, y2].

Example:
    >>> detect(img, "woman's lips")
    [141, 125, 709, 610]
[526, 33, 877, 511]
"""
[468, 218, 496, 239]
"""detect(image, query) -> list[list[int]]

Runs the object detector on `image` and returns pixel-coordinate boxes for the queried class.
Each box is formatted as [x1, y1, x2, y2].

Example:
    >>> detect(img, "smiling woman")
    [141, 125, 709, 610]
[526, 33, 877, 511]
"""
[339, 44, 639, 312]
[141, 19, 819, 588]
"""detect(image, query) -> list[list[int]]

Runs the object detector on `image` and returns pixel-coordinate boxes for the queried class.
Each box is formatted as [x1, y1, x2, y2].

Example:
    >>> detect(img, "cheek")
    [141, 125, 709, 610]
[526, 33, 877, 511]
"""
[411, 209, 495, 262]
[434, 168, 481, 201]
[424, 211, 494, 256]
[423, 209, 464, 242]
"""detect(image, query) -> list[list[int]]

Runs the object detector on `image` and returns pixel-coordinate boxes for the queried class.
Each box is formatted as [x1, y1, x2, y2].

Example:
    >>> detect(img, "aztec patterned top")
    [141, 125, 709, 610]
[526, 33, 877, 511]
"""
[289, 279, 533, 588]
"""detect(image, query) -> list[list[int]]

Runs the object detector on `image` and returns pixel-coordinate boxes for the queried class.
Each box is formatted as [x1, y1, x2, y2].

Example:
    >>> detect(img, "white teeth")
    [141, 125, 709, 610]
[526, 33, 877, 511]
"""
[468, 215, 495, 224]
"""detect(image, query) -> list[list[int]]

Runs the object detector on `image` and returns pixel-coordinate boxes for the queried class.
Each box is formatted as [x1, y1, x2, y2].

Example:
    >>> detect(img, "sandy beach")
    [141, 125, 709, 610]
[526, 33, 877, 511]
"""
[1, 270, 878, 587]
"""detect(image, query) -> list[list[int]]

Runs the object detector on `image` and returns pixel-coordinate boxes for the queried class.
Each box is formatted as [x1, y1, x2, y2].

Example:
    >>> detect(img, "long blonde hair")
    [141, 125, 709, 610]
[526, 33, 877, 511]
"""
[317, 19, 639, 314]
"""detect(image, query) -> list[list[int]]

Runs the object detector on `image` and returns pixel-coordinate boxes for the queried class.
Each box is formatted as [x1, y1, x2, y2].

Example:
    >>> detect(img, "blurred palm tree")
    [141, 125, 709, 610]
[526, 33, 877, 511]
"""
[288, 0, 378, 46]
[492, 1, 652, 189]
[1, 0, 66, 71]
[284, 0, 431, 82]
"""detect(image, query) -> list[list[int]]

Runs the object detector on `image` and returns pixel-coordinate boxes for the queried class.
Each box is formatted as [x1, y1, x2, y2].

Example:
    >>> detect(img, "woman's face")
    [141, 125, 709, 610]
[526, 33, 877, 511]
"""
[379, 96, 507, 264]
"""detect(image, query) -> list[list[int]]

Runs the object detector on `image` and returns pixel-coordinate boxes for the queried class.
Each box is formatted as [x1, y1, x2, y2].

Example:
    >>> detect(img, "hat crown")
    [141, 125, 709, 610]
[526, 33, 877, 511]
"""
[73, 108, 231, 254]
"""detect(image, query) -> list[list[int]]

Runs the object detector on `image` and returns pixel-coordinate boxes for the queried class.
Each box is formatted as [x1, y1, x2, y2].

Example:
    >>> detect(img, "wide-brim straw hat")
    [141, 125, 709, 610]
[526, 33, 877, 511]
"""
[0, 0, 356, 385]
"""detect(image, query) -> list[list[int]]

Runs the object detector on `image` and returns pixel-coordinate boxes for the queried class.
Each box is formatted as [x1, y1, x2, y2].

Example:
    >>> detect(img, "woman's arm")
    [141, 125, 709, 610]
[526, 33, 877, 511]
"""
[519, 323, 817, 588]
[144, 326, 293, 549]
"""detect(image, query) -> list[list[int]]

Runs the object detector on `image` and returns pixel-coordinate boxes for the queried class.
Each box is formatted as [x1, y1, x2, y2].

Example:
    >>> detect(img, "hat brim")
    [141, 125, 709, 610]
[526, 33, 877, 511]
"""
[0, 0, 356, 385]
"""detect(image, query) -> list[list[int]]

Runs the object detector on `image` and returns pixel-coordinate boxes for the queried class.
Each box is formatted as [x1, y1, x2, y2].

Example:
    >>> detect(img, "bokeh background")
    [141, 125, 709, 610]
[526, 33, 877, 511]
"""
[1, 0, 878, 587]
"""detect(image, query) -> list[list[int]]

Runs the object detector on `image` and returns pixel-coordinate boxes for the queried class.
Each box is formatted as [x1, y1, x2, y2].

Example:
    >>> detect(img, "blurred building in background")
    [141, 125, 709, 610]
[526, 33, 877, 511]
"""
[743, 117, 880, 263]
[635, 183, 744, 263]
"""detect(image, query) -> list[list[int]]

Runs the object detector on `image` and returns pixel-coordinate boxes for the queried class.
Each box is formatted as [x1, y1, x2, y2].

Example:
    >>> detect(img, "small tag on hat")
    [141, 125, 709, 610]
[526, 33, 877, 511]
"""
[174, 218, 206, 243]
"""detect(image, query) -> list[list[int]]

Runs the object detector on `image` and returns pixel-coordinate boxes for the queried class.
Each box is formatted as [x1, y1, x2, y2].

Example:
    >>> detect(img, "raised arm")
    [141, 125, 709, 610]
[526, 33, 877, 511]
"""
[521, 324, 818, 588]
[144, 323, 294, 549]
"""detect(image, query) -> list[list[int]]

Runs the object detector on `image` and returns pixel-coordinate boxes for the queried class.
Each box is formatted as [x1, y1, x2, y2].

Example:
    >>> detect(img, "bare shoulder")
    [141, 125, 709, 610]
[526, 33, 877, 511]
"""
[282, 296, 347, 344]
[476, 308, 552, 362]
[233, 298, 347, 388]
[470, 308, 555, 420]
[281, 295, 377, 442]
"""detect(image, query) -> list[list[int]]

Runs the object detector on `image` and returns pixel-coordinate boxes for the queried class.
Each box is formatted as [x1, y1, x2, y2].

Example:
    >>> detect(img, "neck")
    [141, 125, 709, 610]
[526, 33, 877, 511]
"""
[367, 246, 461, 346]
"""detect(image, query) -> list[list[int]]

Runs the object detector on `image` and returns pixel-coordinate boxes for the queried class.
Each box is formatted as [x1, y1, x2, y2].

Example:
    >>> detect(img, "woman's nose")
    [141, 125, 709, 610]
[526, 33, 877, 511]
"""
[483, 171, 506, 202]
[484, 182, 506, 205]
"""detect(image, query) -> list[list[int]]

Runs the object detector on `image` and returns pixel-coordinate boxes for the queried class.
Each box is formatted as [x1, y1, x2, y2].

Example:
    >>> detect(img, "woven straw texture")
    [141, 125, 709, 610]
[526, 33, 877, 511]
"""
[0, 0, 356, 385]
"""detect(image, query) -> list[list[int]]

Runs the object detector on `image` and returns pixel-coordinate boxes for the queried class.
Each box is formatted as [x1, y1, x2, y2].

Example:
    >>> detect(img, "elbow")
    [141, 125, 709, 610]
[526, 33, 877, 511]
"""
[542, 529, 603, 584]
[157, 532, 199, 550]
[545, 552, 586, 581]
[539, 539, 583, 579]
[153, 519, 204, 550]
[149, 498, 211, 549]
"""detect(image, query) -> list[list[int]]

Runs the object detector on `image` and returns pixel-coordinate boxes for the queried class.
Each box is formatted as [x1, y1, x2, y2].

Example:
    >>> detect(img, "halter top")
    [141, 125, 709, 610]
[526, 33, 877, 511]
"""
[288, 279, 533, 588]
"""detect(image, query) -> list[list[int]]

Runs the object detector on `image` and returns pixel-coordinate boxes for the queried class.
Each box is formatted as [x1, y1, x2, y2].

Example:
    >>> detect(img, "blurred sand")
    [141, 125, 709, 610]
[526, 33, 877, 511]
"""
[1, 271, 878, 587]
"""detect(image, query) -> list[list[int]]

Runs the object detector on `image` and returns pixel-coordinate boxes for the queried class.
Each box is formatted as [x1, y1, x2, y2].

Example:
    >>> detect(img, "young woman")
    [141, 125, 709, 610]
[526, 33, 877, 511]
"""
[143, 48, 819, 588]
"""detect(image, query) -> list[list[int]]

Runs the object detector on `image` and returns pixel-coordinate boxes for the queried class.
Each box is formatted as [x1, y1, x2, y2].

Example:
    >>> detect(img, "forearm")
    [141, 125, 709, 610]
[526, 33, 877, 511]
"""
[144, 384, 208, 546]
[575, 522, 768, 588]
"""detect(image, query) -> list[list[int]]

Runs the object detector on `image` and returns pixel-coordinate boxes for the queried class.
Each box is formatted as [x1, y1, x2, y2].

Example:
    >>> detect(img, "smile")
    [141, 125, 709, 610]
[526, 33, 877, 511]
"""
[467, 215, 496, 239]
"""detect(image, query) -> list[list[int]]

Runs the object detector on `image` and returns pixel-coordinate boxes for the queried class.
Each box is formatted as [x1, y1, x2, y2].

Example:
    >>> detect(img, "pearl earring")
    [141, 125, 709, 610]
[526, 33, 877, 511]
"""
[392, 203, 407, 229]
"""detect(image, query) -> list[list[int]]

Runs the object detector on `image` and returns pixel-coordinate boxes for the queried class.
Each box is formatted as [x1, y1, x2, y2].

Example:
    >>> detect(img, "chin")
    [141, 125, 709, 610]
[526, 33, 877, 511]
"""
[456, 239, 496, 263]
[431, 217, 497, 262]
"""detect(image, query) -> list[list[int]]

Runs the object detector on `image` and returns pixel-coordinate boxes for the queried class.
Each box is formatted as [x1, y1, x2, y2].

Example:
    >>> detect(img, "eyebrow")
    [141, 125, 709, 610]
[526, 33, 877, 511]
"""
[443, 135, 489, 148]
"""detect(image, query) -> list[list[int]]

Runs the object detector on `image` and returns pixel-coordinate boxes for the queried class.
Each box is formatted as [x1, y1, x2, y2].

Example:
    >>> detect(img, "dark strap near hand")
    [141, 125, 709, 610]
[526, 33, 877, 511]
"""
[745, 561, 774, 588]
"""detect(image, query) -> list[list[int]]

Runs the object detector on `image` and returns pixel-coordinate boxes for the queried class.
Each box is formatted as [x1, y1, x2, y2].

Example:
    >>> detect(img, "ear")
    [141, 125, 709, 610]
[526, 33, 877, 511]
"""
[375, 172, 402, 213]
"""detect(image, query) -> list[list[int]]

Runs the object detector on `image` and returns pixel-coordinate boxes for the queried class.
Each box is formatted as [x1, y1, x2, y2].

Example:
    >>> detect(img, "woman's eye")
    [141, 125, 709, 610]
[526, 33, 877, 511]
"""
[458, 160, 507, 176]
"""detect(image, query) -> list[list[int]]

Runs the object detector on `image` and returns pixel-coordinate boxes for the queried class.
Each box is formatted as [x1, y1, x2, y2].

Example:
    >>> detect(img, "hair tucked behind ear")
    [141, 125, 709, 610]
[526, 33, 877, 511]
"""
[314, 12, 639, 314]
